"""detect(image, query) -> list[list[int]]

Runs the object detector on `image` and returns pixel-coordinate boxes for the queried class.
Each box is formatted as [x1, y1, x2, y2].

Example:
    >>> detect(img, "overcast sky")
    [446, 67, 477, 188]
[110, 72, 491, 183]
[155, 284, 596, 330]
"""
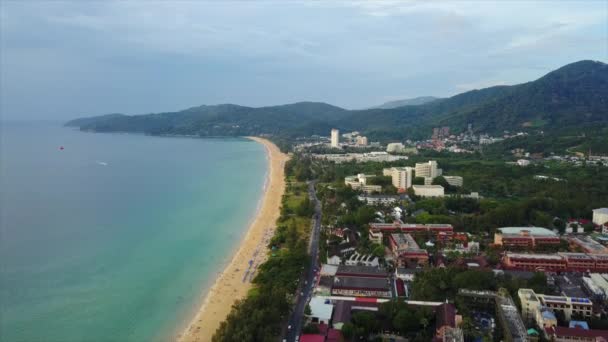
[1, 1, 607, 120]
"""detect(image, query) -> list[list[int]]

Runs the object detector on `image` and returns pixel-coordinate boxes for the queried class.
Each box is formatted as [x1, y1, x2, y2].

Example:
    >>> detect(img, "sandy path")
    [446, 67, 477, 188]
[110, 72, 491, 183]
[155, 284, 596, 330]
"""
[178, 137, 288, 342]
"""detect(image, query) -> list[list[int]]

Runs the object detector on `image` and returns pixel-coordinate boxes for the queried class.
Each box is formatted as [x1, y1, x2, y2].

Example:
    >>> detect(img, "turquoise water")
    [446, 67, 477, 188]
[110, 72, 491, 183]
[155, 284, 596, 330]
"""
[0, 122, 267, 342]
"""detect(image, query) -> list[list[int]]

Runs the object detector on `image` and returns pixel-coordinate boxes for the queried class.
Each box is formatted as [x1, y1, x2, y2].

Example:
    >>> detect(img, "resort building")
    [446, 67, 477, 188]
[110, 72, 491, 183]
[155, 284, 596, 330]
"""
[493, 227, 561, 249]
[383, 167, 413, 191]
[344, 174, 381, 194]
[443, 176, 464, 187]
[593, 208, 608, 225]
[355, 136, 368, 146]
[503, 252, 608, 272]
[412, 185, 445, 197]
[415, 160, 441, 179]
[331, 129, 340, 148]
[568, 235, 608, 254]
[311, 152, 409, 163]
[386, 142, 405, 153]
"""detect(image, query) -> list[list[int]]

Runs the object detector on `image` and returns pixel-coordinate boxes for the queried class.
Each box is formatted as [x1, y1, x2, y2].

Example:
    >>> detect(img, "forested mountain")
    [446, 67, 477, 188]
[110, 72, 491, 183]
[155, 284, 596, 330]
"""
[66, 60, 607, 140]
[372, 96, 441, 109]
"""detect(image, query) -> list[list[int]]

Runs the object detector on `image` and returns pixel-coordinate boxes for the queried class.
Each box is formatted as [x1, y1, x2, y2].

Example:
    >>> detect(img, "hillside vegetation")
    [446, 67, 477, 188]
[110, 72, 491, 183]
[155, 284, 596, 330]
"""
[66, 60, 607, 142]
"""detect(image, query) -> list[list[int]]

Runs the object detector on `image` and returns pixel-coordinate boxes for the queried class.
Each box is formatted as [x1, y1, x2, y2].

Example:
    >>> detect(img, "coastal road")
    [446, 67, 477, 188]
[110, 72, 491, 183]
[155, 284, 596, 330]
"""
[285, 180, 322, 342]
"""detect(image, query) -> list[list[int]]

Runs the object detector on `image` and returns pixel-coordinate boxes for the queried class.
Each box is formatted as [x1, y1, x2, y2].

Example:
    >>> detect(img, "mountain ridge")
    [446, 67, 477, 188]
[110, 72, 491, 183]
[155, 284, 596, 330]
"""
[66, 60, 608, 141]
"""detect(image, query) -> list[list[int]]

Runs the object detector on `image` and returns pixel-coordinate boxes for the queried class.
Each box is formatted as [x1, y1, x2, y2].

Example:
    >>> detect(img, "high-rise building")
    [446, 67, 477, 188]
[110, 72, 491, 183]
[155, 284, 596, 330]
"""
[331, 129, 340, 148]
[415, 160, 440, 179]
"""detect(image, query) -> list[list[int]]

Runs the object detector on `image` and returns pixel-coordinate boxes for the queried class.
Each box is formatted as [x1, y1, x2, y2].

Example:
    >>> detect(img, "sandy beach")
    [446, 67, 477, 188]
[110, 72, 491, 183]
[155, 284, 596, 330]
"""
[178, 137, 288, 342]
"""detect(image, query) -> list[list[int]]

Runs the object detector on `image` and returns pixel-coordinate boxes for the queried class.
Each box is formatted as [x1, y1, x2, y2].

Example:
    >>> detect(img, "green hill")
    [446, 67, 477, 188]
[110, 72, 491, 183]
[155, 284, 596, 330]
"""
[66, 60, 607, 140]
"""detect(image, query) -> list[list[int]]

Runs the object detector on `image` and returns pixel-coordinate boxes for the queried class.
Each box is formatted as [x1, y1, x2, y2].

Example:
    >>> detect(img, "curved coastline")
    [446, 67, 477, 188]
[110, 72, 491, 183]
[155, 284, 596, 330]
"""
[178, 137, 288, 342]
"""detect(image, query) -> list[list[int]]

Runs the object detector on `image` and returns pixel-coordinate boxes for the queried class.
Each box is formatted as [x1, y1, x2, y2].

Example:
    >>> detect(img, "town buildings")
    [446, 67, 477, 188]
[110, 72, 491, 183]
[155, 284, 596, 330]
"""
[493, 227, 561, 249]
[311, 152, 408, 163]
[412, 184, 445, 197]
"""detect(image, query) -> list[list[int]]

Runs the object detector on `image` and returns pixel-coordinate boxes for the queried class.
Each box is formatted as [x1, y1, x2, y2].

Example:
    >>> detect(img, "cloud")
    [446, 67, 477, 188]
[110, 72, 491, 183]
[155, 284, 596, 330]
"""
[1, 0, 606, 119]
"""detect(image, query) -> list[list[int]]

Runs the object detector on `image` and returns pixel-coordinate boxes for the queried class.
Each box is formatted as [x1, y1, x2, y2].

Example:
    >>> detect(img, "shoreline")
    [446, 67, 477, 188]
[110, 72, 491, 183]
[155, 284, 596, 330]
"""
[177, 137, 288, 342]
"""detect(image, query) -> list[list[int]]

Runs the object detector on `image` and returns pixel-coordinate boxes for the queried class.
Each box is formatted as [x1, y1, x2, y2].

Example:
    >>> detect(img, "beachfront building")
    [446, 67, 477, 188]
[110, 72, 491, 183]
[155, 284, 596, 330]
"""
[331, 129, 340, 148]
[412, 185, 444, 197]
[493, 227, 560, 249]
[443, 176, 464, 187]
[593, 208, 608, 225]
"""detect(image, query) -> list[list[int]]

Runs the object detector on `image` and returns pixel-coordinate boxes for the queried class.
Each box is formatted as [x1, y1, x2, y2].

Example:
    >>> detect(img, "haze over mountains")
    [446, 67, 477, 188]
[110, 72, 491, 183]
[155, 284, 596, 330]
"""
[67, 60, 608, 141]
[372, 96, 442, 109]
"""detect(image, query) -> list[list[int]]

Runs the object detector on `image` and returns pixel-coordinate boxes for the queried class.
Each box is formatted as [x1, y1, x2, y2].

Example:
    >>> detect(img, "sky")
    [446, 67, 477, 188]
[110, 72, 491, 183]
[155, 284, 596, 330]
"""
[1, 1, 607, 120]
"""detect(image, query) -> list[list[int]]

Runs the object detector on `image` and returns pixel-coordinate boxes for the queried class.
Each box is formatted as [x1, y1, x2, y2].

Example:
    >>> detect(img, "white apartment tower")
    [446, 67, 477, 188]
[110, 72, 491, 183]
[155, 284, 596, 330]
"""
[392, 167, 413, 191]
[415, 160, 440, 179]
[331, 129, 340, 148]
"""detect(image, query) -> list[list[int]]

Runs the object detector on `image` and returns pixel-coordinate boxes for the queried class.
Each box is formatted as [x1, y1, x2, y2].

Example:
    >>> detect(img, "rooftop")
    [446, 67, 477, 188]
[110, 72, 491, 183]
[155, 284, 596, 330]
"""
[412, 185, 444, 189]
[310, 297, 334, 320]
[336, 265, 389, 277]
[593, 208, 608, 214]
[498, 227, 557, 237]
[507, 252, 563, 260]
[333, 276, 390, 291]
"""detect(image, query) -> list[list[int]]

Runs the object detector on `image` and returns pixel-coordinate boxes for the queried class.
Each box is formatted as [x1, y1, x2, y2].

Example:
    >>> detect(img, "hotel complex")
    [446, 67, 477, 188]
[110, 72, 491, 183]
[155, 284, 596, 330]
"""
[493, 227, 561, 248]
[503, 252, 608, 272]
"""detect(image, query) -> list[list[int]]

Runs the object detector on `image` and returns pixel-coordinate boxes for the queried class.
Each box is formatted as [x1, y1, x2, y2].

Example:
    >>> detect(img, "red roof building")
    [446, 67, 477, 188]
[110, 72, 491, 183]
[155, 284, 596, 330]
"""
[547, 326, 608, 342]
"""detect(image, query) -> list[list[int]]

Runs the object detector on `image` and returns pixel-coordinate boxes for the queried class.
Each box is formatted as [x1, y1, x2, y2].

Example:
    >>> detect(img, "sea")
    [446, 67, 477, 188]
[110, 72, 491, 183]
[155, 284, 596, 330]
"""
[0, 121, 268, 342]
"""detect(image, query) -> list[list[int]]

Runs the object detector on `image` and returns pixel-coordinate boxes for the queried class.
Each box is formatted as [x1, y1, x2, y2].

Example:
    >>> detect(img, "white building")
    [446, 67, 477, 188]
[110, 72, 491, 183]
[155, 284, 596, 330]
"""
[517, 159, 531, 166]
[345, 253, 380, 267]
[309, 297, 334, 325]
[412, 185, 445, 197]
[415, 160, 441, 179]
[386, 142, 405, 153]
[593, 208, 608, 225]
[331, 128, 340, 148]
[357, 195, 400, 205]
[443, 176, 463, 187]
[355, 136, 368, 146]
[383, 167, 413, 191]
[345, 174, 382, 194]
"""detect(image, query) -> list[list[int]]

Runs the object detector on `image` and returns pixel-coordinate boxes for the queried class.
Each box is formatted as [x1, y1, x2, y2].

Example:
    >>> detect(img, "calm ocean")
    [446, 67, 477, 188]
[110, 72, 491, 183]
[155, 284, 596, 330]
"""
[0, 122, 267, 341]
